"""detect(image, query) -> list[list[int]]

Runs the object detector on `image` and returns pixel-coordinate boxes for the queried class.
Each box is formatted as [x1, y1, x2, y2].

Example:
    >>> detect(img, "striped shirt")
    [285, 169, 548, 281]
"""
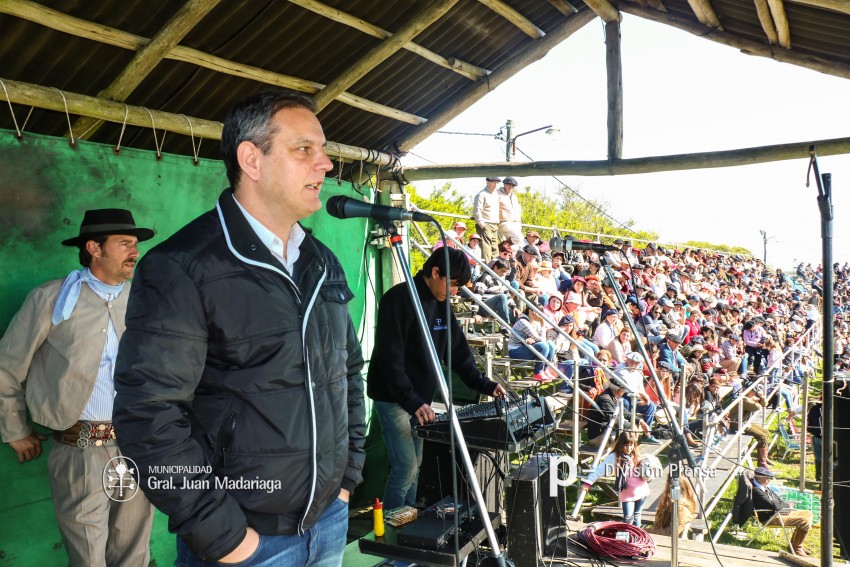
[79, 285, 121, 421]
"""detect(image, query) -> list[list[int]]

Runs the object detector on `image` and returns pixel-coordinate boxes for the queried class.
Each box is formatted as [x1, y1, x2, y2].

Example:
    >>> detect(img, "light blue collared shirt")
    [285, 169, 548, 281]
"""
[79, 279, 121, 421]
[233, 195, 305, 275]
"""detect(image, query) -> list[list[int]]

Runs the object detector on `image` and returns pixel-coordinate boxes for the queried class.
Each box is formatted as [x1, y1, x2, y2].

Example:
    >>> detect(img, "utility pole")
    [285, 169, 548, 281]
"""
[504, 119, 513, 162]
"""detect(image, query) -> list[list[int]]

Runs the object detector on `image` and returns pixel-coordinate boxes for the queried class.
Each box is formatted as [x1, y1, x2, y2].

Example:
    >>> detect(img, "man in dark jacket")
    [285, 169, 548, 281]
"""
[368, 247, 506, 509]
[114, 91, 366, 566]
[751, 467, 813, 555]
[586, 383, 650, 447]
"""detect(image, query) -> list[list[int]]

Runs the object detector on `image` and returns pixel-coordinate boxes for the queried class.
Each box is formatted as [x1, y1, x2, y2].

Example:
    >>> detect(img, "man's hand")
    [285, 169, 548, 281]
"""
[414, 404, 436, 426]
[218, 527, 260, 564]
[339, 488, 350, 502]
[9, 433, 47, 463]
[492, 384, 508, 398]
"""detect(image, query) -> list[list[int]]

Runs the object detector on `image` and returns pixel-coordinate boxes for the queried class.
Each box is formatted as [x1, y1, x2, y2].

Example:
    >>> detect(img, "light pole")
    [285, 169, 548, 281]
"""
[504, 119, 559, 162]
[759, 230, 775, 264]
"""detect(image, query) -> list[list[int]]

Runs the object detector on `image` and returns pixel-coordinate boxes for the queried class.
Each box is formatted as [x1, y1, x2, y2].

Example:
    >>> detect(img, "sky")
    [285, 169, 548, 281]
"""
[403, 13, 850, 270]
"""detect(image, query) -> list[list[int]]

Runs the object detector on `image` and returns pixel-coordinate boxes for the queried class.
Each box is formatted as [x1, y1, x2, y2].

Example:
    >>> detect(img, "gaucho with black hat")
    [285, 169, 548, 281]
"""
[0, 208, 155, 566]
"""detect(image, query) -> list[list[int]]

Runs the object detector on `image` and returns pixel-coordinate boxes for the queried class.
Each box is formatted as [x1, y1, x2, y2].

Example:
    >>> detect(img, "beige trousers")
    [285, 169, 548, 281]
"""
[48, 440, 154, 567]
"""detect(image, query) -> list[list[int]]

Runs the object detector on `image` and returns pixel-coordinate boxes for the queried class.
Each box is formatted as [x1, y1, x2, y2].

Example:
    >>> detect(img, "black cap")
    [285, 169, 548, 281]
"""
[523, 244, 539, 255]
[503, 177, 518, 186]
[486, 176, 501, 182]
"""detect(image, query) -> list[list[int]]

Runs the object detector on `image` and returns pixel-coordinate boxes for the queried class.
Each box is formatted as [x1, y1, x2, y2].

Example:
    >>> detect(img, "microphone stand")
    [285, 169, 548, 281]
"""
[599, 255, 697, 567]
[379, 219, 510, 567]
[808, 147, 835, 566]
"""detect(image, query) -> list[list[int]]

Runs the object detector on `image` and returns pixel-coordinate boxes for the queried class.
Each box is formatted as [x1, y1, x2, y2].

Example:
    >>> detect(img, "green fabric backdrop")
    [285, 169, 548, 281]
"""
[0, 130, 381, 566]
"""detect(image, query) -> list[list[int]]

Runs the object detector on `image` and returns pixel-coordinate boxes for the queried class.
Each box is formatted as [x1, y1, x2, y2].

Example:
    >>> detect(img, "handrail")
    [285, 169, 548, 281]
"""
[411, 205, 750, 257]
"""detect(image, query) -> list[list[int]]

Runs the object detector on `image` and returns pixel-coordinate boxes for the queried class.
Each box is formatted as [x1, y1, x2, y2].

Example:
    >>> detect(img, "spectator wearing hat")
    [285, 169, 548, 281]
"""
[473, 176, 501, 262]
[751, 467, 813, 556]
[657, 330, 687, 387]
[0, 209, 155, 566]
[584, 275, 607, 309]
[534, 260, 559, 305]
[497, 177, 522, 246]
[605, 239, 629, 270]
[523, 229, 541, 250]
[593, 308, 622, 351]
[514, 245, 543, 304]
[548, 314, 596, 362]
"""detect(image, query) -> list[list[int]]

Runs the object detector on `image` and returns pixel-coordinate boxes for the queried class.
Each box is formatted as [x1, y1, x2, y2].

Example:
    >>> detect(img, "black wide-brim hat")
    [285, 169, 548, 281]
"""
[61, 208, 155, 247]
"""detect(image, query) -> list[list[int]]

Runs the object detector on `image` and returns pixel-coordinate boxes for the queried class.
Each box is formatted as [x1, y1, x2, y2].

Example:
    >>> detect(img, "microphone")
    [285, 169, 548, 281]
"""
[326, 195, 431, 222]
[561, 240, 619, 252]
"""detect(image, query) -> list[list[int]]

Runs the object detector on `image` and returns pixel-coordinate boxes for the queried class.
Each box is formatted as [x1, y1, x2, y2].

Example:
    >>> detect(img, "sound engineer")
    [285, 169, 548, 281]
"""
[367, 247, 507, 509]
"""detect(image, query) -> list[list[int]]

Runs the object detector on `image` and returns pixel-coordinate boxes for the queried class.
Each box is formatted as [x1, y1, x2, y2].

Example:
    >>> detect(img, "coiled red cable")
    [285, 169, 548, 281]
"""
[576, 521, 655, 562]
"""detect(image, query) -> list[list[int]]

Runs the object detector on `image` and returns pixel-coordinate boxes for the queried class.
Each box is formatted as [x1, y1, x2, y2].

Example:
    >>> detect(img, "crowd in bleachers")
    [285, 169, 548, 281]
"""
[426, 176, 839, 453]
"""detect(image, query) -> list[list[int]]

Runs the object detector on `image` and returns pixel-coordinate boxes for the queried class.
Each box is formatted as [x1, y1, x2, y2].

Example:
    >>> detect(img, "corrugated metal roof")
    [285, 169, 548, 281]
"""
[0, 0, 847, 161]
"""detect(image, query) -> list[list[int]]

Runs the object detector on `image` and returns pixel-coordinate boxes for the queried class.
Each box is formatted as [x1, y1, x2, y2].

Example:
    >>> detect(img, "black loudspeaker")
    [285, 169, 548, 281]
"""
[417, 441, 502, 514]
[504, 455, 569, 567]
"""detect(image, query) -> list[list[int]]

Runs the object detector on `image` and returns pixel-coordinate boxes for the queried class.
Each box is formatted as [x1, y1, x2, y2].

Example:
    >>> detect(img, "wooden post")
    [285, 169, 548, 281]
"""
[605, 19, 623, 160]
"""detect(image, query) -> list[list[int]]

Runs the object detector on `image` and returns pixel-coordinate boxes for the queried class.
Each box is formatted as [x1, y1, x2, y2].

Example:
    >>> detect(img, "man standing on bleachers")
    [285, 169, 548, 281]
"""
[497, 177, 522, 247]
[473, 176, 501, 262]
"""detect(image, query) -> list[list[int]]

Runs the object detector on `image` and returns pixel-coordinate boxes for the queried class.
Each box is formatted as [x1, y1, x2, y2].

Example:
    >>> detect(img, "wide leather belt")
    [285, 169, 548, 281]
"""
[54, 420, 116, 448]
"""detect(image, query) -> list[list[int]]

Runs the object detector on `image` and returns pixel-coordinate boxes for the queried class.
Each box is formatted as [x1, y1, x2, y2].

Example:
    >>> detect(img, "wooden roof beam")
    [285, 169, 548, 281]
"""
[312, 0, 461, 112]
[72, 0, 222, 141]
[395, 9, 596, 152]
[477, 0, 545, 38]
[0, 0, 425, 125]
[754, 0, 780, 44]
[767, 0, 792, 48]
[620, 3, 850, 79]
[606, 20, 623, 160]
[787, 0, 850, 16]
[684, 0, 723, 29]
[287, 0, 488, 80]
[401, 136, 850, 180]
[0, 77, 397, 166]
[546, 0, 579, 16]
[584, 0, 620, 23]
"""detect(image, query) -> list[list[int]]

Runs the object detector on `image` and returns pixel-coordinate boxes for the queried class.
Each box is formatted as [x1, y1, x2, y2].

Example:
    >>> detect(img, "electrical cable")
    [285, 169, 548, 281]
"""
[571, 521, 655, 563]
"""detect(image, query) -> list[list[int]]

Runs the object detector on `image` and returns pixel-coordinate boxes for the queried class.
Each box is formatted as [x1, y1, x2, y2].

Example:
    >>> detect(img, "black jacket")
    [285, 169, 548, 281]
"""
[752, 480, 788, 523]
[587, 388, 634, 440]
[367, 273, 497, 414]
[114, 190, 366, 560]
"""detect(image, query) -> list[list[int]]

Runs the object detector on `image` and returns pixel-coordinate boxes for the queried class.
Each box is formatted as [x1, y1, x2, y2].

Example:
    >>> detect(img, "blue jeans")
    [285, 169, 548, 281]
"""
[482, 294, 512, 324]
[623, 397, 656, 430]
[622, 497, 646, 527]
[739, 353, 749, 376]
[375, 401, 423, 510]
[175, 497, 348, 567]
[509, 341, 555, 373]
